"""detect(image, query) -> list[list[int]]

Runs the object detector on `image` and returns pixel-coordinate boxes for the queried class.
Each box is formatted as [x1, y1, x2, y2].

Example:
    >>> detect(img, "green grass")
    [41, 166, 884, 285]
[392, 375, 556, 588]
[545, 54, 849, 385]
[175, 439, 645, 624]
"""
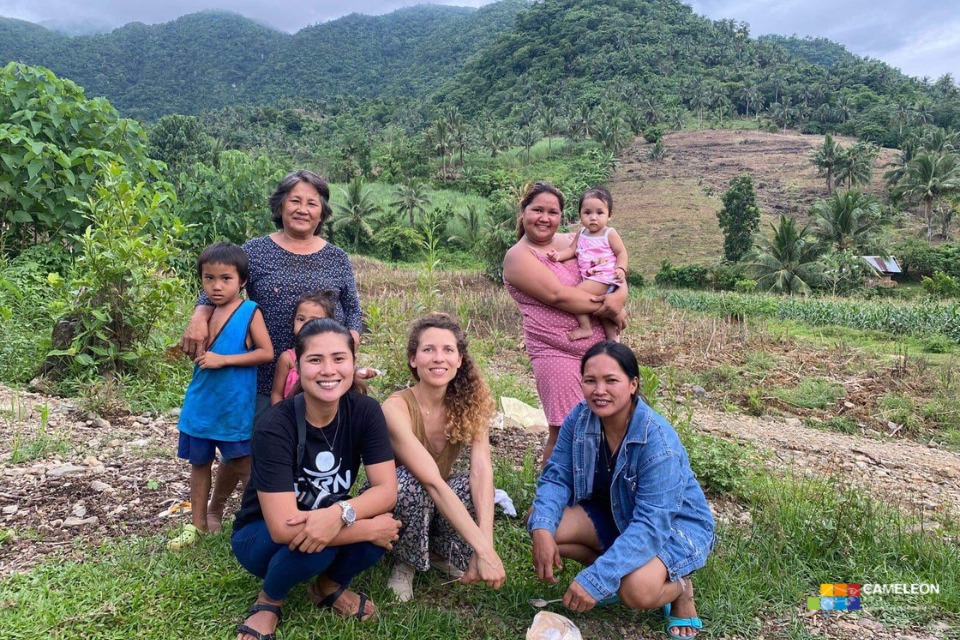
[772, 377, 845, 410]
[1, 456, 957, 639]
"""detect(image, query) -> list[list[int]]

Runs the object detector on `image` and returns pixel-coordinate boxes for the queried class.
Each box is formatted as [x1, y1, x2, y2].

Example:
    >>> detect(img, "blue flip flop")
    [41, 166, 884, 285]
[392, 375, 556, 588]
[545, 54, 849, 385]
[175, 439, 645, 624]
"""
[663, 602, 703, 639]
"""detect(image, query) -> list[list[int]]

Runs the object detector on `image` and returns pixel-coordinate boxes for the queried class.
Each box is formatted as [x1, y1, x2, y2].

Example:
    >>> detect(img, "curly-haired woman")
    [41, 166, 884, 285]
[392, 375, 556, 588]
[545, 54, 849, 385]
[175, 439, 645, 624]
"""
[381, 313, 506, 602]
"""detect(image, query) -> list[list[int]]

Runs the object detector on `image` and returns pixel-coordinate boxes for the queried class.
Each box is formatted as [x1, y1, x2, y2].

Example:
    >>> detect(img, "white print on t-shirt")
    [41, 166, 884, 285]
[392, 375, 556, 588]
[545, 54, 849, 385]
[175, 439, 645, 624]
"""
[296, 450, 352, 510]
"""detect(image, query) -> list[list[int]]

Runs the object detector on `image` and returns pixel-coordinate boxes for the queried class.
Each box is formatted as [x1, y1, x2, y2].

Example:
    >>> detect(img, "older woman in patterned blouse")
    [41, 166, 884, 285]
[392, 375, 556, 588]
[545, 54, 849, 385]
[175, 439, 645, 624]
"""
[180, 169, 365, 529]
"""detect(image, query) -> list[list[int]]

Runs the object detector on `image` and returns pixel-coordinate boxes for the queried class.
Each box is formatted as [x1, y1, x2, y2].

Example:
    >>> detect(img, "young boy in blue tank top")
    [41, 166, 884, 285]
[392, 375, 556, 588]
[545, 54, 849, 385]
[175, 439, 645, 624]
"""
[169, 242, 274, 549]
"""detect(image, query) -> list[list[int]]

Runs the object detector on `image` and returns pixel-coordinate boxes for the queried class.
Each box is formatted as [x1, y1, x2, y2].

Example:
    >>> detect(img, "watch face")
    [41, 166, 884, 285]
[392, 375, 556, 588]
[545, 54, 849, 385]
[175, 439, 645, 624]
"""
[340, 501, 356, 524]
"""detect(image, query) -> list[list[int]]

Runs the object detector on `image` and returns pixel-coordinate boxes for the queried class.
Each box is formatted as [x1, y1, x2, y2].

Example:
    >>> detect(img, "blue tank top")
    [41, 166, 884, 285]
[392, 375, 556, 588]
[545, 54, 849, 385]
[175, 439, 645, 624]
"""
[178, 300, 259, 442]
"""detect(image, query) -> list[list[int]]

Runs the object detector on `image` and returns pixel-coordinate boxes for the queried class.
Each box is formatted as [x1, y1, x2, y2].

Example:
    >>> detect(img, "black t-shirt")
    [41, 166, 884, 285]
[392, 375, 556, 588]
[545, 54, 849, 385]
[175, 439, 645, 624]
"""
[233, 392, 394, 531]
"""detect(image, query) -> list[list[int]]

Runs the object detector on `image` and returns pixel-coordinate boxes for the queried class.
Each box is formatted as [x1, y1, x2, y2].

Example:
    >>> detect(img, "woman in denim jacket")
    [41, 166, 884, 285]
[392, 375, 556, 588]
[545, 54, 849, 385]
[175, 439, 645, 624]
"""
[529, 341, 715, 639]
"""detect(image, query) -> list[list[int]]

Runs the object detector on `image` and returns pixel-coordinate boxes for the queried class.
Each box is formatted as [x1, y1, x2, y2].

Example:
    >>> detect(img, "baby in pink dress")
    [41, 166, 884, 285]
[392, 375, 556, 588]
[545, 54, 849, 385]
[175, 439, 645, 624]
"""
[548, 186, 628, 341]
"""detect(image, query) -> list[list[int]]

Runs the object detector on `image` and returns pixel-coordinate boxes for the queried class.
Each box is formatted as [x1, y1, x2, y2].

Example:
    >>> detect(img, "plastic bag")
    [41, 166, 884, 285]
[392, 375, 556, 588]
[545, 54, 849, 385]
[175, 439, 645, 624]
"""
[526, 611, 582, 640]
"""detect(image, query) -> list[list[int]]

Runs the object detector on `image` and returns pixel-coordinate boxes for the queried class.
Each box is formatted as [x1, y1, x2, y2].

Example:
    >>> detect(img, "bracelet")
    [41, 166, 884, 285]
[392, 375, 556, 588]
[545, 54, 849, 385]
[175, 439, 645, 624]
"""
[615, 266, 626, 273]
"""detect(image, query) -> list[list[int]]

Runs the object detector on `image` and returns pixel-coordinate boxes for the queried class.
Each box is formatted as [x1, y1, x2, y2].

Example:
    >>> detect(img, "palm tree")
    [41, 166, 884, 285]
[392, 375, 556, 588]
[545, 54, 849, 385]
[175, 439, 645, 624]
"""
[391, 178, 432, 227]
[537, 106, 560, 155]
[811, 190, 883, 253]
[897, 152, 960, 241]
[835, 142, 878, 189]
[747, 215, 823, 294]
[812, 134, 844, 194]
[448, 203, 485, 250]
[332, 177, 379, 251]
[518, 126, 539, 163]
[739, 85, 761, 120]
[573, 103, 593, 140]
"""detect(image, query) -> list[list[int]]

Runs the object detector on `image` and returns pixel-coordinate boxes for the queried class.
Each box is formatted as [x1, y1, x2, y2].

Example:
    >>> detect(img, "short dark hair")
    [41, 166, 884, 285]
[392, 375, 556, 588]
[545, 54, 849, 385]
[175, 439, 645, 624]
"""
[581, 340, 640, 398]
[294, 289, 338, 324]
[578, 186, 614, 217]
[269, 170, 333, 236]
[516, 182, 566, 240]
[197, 242, 249, 282]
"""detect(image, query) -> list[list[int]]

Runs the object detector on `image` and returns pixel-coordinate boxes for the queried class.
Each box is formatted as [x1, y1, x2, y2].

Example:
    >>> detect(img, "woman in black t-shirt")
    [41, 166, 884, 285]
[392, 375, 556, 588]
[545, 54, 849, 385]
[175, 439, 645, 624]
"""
[232, 319, 399, 640]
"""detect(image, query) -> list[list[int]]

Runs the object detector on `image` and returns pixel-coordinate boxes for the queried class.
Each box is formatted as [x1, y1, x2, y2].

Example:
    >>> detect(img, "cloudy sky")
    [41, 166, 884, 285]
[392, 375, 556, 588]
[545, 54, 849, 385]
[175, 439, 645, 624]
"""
[1, 0, 957, 81]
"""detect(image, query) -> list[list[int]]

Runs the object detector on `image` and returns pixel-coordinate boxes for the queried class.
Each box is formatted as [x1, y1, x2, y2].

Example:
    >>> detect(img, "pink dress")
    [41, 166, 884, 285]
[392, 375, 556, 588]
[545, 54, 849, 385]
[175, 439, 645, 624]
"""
[505, 250, 605, 426]
[282, 348, 299, 398]
[577, 228, 618, 286]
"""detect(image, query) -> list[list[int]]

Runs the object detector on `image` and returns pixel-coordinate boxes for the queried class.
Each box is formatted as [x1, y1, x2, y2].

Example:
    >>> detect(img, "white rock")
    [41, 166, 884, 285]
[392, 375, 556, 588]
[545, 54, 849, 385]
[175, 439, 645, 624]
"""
[62, 516, 98, 527]
[135, 416, 151, 425]
[72, 505, 87, 518]
[47, 464, 86, 478]
[2, 505, 17, 515]
[93, 417, 110, 429]
[785, 418, 802, 427]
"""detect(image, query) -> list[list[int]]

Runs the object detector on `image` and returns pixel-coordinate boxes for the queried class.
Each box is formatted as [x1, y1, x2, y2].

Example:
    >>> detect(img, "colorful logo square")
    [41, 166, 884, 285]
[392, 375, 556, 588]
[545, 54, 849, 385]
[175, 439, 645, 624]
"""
[834, 583, 848, 596]
[820, 584, 835, 596]
[834, 597, 848, 610]
[848, 597, 861, 610]
[847, 584, 861, 597]
[820, 597, 835, 611]
[808, 597, 821, 611]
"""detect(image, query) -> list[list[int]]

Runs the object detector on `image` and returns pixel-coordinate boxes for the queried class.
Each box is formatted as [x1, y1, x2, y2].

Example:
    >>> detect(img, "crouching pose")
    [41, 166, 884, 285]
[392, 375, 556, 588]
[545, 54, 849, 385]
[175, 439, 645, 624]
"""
[529, 341, 715, 639]
[382, 313, 506, 602]
[232, 319, 400, 640]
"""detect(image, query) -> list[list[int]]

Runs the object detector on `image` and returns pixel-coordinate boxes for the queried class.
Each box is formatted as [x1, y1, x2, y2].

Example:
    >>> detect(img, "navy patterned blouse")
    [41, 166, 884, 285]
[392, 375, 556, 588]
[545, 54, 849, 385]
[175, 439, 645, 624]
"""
[199, 235, 362, 395]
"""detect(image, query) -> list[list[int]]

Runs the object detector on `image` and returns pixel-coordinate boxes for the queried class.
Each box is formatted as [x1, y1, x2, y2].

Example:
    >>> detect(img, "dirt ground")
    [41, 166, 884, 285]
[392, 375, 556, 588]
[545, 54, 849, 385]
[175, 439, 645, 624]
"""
[1, 382, 955, 639]
[611, 129, 900, 277]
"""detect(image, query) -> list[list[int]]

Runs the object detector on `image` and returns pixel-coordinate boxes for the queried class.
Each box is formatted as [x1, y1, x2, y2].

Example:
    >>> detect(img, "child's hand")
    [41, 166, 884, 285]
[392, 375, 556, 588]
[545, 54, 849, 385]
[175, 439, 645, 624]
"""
[546, 249, 560, 262]
[614, 267, 626, 283]
[194, 352, 226, 369]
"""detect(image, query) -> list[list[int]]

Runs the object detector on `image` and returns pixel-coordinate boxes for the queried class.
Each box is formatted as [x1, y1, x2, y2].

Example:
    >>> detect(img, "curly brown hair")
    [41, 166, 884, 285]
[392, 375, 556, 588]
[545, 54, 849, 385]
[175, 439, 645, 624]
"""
[406, 313, 494, 444]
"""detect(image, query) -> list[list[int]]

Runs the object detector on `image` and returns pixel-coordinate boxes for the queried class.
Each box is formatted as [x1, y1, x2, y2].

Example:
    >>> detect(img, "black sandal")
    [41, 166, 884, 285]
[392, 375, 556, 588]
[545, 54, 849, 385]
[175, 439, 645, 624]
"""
[236, 602, 282, 640]
[312, 583, 374, 621]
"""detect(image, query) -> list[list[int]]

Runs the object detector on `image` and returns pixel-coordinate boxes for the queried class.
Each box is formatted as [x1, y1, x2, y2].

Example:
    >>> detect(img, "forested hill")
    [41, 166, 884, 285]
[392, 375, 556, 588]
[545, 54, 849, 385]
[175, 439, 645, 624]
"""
[0, 2, 527, 119]
[440, 0, 957, 143]
[1, 0, 957, 142]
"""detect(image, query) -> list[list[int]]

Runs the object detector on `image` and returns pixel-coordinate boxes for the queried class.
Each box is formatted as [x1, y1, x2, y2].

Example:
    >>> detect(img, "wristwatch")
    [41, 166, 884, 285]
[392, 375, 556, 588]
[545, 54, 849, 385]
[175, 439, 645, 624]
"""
[337, 500, 356, 527]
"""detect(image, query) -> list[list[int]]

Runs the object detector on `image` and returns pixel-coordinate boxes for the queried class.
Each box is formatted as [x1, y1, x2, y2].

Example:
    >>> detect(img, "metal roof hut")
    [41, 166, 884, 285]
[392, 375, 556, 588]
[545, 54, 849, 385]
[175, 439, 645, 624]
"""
[862, 256, 902, 287]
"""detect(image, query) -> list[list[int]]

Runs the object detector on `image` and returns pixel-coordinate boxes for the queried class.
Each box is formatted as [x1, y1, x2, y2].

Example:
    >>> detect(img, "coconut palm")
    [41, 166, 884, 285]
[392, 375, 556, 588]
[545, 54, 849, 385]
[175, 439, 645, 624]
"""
[391, 178, 432, 227]
[332, 177, 379, 251]
[747, 215, 823, 294]
[811, 190, 884, 253]
[811, 134, 844, 194]
[518, 126, 539, 163]
[896, 151, 960, 241]
[537, 106, 560, 155]
[835, 142, 878, 189]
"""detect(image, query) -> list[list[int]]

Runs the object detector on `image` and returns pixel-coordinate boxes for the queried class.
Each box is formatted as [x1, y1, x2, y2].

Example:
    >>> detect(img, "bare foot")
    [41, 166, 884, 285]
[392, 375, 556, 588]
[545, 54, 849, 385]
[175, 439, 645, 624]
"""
[567, 326, 594, 341]
[236, 593, 282, 640]
[309, 578, 377, 621]
[667, 578, 701, 638]
[206, 503, 223, 534]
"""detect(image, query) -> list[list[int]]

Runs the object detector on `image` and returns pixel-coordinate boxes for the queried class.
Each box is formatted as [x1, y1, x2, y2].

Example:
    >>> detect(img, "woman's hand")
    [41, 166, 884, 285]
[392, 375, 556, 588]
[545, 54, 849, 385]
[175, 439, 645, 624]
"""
[194, 352, 226, 369]
[461, 549, 506, 589]
[562, 580, 598, 613]
[180, 307, 212, 358]
[531, 529, 562, 584]
[368, 513, 402, 550]
[286, 507, 343, 553]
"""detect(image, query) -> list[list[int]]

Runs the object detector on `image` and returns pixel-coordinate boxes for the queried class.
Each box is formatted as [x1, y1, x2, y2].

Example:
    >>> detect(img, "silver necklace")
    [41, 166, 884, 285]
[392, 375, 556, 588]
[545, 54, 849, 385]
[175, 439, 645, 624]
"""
[317, 408, 341, 452]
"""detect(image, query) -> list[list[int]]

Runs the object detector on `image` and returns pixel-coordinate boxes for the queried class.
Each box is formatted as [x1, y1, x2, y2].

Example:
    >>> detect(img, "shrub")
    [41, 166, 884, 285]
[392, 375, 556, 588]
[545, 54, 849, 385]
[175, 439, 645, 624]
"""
[643, 126, 665, 143]
[921, 271, 960, 299]
[655, 260, 709, 289]
[46, 165, 185, 378]
[625, 269, 645, 289]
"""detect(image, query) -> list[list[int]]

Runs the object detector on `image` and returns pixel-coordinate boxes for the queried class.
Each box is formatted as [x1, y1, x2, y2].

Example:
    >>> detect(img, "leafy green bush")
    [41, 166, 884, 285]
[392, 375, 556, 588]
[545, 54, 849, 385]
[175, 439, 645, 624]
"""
[773, 377, 845, 409]
[625, 269, 645, 289]
[921, 271, 960, 299]
[0, 63, 162, 253]
[643, 126, 665, 143]
[655, 260, 709, 289]
[47, 165, 186, 378]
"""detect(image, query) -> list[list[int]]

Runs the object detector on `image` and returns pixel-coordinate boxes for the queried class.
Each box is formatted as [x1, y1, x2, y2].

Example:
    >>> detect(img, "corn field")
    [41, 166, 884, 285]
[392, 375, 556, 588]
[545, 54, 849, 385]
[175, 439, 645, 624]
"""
[660, 290, 960, 343]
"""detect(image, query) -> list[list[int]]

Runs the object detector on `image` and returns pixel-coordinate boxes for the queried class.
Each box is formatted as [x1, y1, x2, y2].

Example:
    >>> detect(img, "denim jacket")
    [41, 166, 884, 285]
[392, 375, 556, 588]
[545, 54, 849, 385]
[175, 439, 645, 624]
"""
[529, 399, 714, 602]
